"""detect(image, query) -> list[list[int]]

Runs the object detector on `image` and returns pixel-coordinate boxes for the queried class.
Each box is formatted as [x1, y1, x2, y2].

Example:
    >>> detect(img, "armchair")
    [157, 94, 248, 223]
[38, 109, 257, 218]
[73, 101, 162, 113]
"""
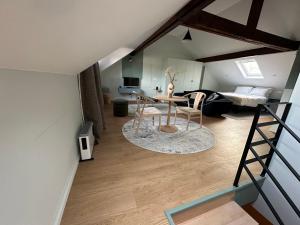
[174, 92, 206, 130]
[132, 94, 162, 134]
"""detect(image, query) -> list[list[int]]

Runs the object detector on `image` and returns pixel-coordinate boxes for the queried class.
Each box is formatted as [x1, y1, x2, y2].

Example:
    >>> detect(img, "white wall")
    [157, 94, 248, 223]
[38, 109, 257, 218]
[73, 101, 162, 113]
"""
[102, 50, 295, 98]
[205, 51, 296, 98]
[141, 35, 196, 97]
[101, 60, 123, 98]
[101, 34, 197, 98]
[0, 69, 82, 225]
[202, 68, 219, 91]
[253, 74, 300, 225]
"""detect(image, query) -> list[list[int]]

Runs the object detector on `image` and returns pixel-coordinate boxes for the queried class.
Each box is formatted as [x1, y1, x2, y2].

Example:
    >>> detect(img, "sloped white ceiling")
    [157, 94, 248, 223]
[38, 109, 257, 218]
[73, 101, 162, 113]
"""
[0, 0, 189, 74]
[144, 35, 194, 60]
[166, 0, 300, 60]
[1, 0, 299, 75]
[168, 26, 259, 59]
[206, 0, 252, 25]
[204, 0, 300, 40]
[257, 0, 300, 40]
[205, 51, 297, 91]
[203, 0, 245, 15]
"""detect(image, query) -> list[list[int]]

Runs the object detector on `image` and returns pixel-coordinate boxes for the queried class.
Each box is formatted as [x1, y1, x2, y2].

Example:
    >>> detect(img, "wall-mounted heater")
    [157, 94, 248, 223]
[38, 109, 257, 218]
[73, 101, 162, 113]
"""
[78, 121, 95, 161]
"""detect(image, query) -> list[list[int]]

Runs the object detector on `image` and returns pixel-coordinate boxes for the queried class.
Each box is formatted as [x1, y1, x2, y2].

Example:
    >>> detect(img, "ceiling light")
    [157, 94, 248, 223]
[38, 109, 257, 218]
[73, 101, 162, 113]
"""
[183, 28, 192, 42]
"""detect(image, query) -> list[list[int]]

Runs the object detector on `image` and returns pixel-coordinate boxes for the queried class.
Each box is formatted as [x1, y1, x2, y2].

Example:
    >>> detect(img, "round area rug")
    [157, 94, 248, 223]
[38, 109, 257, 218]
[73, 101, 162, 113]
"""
[122, 116, 215, 154]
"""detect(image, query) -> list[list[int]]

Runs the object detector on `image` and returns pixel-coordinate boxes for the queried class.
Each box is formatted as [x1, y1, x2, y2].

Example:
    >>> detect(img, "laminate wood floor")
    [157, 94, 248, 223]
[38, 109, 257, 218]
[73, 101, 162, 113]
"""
[61, 105, 272, 225]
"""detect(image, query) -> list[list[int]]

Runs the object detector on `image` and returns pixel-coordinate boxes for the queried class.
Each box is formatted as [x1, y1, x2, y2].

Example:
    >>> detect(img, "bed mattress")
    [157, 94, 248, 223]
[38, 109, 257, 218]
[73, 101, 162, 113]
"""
[220, 92, 267, 107]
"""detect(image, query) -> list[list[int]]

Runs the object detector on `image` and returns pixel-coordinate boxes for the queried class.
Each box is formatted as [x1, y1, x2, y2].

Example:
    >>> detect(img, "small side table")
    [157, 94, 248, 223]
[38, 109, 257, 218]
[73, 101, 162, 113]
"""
[113, 98, 128, 117]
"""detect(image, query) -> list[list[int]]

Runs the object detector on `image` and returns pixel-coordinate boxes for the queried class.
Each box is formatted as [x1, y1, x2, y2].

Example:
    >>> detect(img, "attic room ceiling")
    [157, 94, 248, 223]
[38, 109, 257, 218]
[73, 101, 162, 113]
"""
[203, 0, 300, 40]
[134, 0, 299, 64]
[0, 0, 189, 74]
[167, 25, 259, 59]
[162, 0, 300, 61]
[203, 0, 246, 15]
[1, 0, 299, 75]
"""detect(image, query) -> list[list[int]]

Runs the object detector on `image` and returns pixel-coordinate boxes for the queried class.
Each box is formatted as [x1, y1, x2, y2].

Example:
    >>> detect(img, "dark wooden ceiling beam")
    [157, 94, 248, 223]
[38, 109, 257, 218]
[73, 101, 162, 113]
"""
[132, 0, 216, 54]
[181, 10, 299, 51]
[247, 0, 264, 29]
[196, 47, 281, 63]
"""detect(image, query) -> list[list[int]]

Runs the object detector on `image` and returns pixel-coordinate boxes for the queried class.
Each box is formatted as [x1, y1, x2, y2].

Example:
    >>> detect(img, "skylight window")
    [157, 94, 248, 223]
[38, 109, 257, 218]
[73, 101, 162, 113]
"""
[235, 58, 264, 79]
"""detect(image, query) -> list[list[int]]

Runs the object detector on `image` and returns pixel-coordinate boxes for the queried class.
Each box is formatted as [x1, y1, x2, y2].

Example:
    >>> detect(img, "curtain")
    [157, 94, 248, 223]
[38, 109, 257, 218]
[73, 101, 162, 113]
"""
[79, 62, 105, 138]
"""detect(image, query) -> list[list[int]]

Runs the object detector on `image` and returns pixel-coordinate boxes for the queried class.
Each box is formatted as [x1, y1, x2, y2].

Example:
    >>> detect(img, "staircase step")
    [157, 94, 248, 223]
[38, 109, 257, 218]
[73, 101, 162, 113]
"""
[178, 201, 258, 225]
[243, 204, 272, 225]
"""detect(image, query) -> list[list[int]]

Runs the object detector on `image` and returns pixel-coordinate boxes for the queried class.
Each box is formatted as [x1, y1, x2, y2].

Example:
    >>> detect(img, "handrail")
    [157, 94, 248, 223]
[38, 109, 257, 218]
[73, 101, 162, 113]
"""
[233, 102, 300, 225]
[249, 147, 300, 217]
[255, 127, 300, 182]
[243, 165, 284, 225]
[263, 104, 300, 143]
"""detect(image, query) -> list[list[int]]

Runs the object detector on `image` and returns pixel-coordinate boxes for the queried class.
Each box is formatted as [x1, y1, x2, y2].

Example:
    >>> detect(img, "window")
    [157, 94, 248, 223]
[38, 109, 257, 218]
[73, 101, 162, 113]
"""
[235, 58, 264, 79]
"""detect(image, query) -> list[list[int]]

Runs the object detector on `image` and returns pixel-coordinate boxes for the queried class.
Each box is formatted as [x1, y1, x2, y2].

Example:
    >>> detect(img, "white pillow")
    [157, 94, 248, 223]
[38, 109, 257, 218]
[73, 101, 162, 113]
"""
[250, 87, 272, 97]
[234, 86, 253, 94]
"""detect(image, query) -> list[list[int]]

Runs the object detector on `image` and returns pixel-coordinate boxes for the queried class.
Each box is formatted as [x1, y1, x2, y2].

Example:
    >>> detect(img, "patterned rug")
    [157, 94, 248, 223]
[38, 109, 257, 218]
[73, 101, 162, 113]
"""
[122, 116, 215, 154]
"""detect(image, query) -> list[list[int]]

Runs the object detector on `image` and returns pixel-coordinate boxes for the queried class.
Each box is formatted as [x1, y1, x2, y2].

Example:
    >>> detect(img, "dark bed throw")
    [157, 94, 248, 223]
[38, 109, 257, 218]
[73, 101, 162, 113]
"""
[174, 89, 232, 117]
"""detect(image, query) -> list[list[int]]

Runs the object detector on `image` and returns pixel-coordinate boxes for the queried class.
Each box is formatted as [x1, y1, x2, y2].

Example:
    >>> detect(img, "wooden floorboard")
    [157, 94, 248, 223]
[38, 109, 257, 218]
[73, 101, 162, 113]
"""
[61, 105, 272, 225]
[178, 201, 258, 225]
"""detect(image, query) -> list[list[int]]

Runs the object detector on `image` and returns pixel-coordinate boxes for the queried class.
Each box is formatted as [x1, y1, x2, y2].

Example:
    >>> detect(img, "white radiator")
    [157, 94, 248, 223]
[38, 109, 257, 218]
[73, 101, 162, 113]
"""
[78, 122, 95, 160]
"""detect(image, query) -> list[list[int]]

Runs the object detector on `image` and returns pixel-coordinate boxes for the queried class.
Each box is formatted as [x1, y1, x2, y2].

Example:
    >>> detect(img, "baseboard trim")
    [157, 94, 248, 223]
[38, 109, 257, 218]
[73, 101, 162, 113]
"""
[54, 161, 79, 225]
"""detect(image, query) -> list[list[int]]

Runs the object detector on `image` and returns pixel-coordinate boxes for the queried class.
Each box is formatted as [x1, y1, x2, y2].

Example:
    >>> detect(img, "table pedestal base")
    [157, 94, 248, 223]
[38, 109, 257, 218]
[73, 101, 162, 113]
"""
[160, 125, 178, 133]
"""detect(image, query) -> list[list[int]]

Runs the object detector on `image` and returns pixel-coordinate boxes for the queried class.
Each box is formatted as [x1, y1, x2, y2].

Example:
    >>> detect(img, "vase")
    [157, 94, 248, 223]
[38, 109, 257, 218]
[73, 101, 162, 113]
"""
[167, 82, 174, 98]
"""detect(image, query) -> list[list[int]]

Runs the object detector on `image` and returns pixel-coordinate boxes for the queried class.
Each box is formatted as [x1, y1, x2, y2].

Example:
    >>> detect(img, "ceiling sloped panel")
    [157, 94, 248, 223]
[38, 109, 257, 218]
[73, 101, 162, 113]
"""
[0, 0, 189, 74]
[203, 0, 252, 25]
[204, 0, 300, 40]
[168, 25, 259, 59]
[205, 51, 296, 91]
[257, 0, 300, 40]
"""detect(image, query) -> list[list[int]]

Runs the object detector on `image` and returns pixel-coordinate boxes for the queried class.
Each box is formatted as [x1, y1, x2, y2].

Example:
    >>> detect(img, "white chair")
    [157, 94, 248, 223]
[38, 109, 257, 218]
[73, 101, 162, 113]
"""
[174, 92, 206, 130]
[132, 94, 162, 134]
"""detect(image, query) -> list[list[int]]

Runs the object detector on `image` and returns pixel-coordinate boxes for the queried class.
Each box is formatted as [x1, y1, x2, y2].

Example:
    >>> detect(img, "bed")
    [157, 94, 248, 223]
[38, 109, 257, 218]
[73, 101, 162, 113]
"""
[220, 86, 272, 107]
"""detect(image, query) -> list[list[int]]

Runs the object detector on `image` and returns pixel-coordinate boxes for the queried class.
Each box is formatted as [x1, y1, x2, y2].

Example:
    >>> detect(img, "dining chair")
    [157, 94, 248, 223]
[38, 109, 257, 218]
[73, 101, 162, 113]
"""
[132, 94, 162, 134]
[174, 92, 206, 130]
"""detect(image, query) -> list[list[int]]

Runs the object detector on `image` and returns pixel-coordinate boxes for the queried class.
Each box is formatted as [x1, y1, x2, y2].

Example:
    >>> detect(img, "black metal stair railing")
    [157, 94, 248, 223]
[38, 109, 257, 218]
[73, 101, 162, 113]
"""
[233, 102, 300, 225]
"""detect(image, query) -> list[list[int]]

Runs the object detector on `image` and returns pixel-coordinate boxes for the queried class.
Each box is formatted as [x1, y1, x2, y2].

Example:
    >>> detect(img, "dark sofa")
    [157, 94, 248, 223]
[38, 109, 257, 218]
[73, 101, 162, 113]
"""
[174, 89, 232, 117]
